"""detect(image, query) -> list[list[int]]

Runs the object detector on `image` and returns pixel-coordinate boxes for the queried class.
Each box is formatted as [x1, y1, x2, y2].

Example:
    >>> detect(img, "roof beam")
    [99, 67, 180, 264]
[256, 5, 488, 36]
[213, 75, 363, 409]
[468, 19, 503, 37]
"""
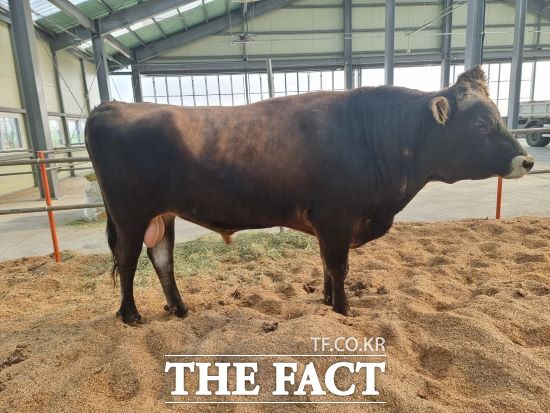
[134, 49, 550, 75]
[133, 0, 297, 62]
[500, 0, 550, 19]
[0, 8, 11, 25]
[47, 0, 93, 30]
[47, 0, 132, 62]
[104, 34, 132, 59]
[53, 0, 196, 50]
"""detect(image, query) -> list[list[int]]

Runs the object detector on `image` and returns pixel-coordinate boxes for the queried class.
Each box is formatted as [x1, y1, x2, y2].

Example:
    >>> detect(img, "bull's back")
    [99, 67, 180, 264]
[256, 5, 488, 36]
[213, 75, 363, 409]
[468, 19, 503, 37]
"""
[85, 96, 348, 227]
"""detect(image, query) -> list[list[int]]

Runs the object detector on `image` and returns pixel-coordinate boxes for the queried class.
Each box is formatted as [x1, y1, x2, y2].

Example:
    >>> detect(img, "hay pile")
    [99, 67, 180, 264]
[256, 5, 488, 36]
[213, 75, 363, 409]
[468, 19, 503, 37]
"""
[0, 217, 549, 412]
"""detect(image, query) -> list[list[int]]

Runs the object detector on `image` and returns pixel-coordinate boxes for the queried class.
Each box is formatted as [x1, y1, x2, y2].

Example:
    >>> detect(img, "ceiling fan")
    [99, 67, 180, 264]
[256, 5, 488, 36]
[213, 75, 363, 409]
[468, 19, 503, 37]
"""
[225, 0, 261, 46]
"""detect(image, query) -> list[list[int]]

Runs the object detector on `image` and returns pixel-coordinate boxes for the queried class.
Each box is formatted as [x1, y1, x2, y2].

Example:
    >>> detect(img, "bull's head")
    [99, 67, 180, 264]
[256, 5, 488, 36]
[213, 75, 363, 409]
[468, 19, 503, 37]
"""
[426, 66, 534, 183]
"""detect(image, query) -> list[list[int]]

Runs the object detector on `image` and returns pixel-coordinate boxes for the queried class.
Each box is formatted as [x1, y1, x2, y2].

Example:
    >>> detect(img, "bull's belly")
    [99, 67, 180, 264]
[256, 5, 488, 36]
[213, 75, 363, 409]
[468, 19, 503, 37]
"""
[164, 202, 316, 245]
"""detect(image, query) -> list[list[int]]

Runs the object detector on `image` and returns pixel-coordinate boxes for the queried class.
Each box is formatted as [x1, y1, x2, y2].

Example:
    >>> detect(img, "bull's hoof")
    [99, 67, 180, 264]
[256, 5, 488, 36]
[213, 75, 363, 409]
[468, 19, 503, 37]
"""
[116, 309, 144, 325]
[323, 292, 332, 306]
[164, 303, 189, 318]
[332, 304, 351, 316]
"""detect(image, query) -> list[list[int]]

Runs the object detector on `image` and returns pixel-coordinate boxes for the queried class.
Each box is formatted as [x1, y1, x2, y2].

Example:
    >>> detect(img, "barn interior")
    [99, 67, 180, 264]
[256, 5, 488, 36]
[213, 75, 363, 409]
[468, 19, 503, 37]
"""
[0, 1, 549, 412]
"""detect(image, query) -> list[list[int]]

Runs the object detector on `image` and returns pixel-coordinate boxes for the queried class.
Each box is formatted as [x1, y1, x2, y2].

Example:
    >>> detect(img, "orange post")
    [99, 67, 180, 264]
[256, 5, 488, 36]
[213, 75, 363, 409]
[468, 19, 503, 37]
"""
[38, 151, 61, 262]
[495, 176, 503, 219]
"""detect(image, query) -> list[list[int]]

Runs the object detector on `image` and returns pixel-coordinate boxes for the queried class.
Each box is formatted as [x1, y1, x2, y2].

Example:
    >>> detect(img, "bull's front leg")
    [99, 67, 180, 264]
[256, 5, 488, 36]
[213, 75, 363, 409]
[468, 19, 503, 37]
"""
[321, 261, 332, 305]
[315, 223, 352, 316]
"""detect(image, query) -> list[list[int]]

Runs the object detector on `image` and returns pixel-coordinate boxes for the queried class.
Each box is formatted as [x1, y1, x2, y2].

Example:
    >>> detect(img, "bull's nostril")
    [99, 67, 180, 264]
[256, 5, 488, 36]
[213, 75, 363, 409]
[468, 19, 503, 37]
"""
[523, 159, 534, 171]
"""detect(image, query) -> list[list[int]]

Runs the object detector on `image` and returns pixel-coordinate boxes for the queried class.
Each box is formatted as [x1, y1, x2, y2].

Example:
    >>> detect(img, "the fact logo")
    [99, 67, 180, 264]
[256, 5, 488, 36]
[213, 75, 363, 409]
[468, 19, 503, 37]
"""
[164, 336, 386, 405]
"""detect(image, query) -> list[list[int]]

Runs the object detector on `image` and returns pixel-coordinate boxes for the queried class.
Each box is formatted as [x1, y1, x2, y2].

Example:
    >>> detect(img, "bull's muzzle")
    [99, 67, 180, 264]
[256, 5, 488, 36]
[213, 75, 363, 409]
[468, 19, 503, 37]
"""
[504, 155, 534, 179]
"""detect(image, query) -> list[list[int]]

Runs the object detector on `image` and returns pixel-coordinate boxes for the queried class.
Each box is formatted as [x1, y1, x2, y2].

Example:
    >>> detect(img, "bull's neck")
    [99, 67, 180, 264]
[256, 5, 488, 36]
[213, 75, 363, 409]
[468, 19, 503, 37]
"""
[344, 88, 433, 210]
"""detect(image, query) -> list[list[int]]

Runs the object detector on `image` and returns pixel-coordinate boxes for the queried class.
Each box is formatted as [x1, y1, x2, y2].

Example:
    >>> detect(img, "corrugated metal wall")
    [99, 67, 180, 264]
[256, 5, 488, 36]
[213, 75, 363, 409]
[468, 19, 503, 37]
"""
[0, 22, 21, 109]
[36, 37, 61, 113]
[159, 0, 548, 61]
[57, 50, 87, 116]
[0, 21, 99, 196]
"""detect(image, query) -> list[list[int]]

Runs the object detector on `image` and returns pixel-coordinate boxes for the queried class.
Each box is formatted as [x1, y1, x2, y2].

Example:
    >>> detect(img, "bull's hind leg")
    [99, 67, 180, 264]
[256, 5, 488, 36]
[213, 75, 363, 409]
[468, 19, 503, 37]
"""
[147, 215, 188, 318]
[115, 230, 144, 324]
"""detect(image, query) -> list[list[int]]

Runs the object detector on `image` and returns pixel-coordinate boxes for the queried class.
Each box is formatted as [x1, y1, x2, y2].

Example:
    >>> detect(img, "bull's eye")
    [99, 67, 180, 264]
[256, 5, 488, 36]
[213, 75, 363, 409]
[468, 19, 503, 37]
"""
[473, 119, 487, 130]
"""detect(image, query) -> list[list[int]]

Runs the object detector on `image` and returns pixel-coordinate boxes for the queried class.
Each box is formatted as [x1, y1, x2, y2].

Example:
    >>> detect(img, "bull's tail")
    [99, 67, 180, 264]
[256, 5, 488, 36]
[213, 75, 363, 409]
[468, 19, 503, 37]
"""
[105, 208, 119, 284]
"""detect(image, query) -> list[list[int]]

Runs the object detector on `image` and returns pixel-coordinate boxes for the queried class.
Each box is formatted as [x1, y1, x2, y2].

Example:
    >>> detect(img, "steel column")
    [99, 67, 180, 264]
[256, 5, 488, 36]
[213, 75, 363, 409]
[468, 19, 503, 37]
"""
[79, 58, 91, 114]
[244, 73, 251, 104]
[464, 0, 485, 69]
[51, 46, 74, 176]
[529, 61, 536, 101]
[344, 0, 353, 90]
[91, 20, 111, 103]
[266, 59, 275, 99]
[384, 0, 395, 85]
[507, 0, 527, 130]
[497, 0, 527, 220]
[441, 0, 453, 88]
[8, 0, 58, 197]
[131, 64, 143, 102]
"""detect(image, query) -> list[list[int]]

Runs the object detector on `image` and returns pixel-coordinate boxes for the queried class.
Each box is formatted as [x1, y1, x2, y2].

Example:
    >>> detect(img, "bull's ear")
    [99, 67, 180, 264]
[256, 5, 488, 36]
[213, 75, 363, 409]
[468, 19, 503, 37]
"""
[430, 96, 451, 125]
[455, 65, 489, 96]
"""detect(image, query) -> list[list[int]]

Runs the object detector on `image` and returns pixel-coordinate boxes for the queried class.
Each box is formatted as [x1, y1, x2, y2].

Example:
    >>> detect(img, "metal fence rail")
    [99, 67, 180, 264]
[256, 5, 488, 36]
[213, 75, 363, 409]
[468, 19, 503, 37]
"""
[0, 202, 104, 216]
[0, 151, 97, 262]
[0, 157, 90, 167]
[510, 127, 550, 134]
[1, 130, 550, 262]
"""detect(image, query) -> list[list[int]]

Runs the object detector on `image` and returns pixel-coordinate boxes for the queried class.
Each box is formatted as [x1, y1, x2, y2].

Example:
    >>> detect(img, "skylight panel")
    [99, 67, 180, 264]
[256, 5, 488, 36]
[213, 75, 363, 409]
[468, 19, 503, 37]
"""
[78, 40, 92, 49]
[154, 8, 179, 21]
[178, 0, 202, 14]
[129, 18, 155, 31]
[25, 0, 88, 21]
[111, 27, 130, 37]
[30, 0, 61, 21]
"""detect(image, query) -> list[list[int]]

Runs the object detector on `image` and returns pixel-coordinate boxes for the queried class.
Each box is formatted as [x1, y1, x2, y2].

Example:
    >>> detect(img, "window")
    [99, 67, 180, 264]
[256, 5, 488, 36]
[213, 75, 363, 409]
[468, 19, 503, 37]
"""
[0, 115, 24, 151]
[333, 71, 345, 90]
[309, 72, 321, 91]
[67, 118, 85, 145]
[298, 72, 309, 93]
[136, 70, 355, 107]
[321, 71, 333, 90]
[360, 68, 384, 87]
[141, 76, 155, 103]
[534, 61, 550, 100]
[109, 75, 134, 102]
[394, 66, 440, 91]
[49, 118, 65, 147]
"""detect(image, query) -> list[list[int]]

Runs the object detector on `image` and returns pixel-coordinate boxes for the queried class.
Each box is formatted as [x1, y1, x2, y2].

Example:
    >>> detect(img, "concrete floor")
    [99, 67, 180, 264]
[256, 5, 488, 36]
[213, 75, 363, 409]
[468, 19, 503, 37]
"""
[0, 142, 548, 261]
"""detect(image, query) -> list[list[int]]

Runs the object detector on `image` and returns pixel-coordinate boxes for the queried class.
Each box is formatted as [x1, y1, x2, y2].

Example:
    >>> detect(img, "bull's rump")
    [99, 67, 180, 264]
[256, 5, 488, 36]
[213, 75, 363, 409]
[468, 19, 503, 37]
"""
[85, 98, 345, 230]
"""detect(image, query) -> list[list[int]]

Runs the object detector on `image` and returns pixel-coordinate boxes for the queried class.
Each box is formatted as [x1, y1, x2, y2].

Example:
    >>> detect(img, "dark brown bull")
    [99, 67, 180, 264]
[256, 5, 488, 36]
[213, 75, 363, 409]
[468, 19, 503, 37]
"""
[85, 67, 533, 324]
